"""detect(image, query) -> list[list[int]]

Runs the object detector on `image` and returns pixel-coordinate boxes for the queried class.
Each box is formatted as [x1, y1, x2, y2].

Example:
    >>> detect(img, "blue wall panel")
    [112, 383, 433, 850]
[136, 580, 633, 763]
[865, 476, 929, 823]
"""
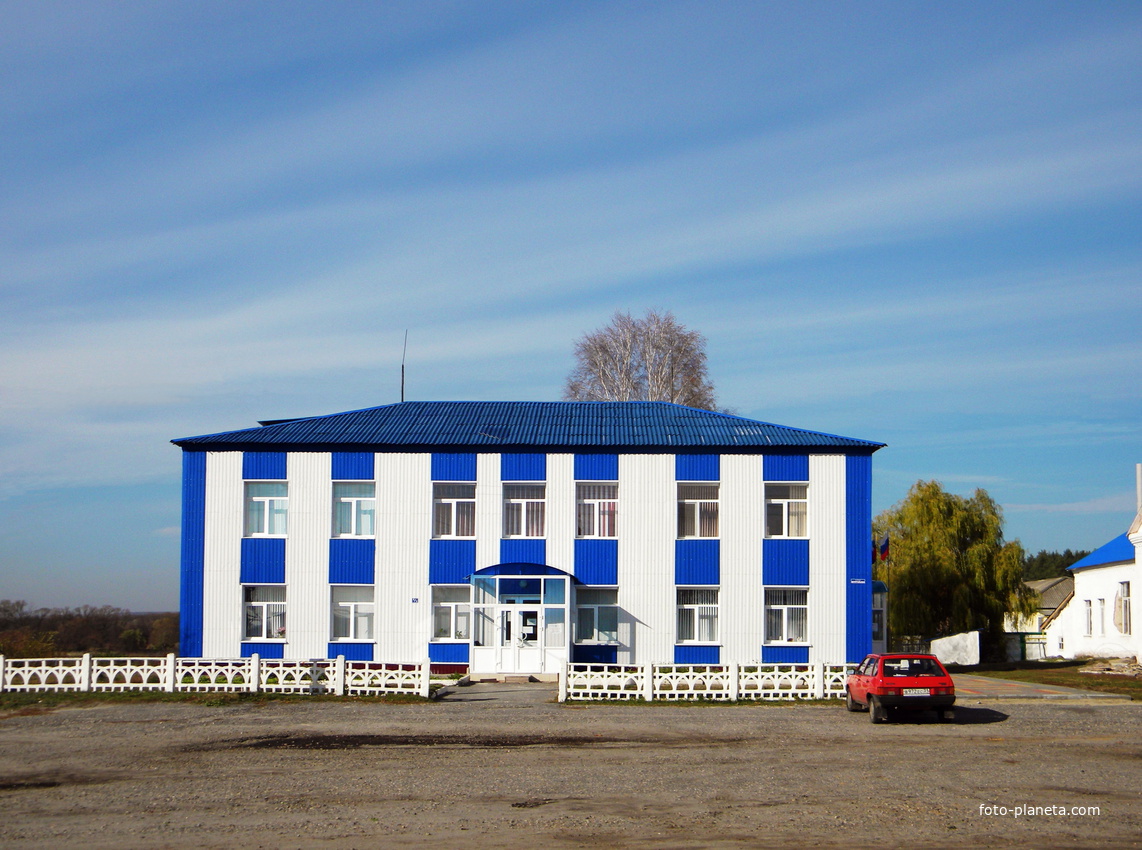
[574, 453, 618, 480]
[240, 538, 286, 583]
[846, 454, 874, 662]
[332, 452, 374, 480]
[675, 539, 720, 585]
[429, 539, 476, 584]
[500, 538, 547, 566]
[329, 643, 374, 661]
[764, 454, 809, 481]
[429, 643, 470, 663]
[179, 451, 206, 657]
[501, 453, 546, 481]
[674, 645, 720, 664]
[762, 539, 810, 585]
[241, 643, 285, 659]
[676, 453, 719, 481]
[574, 539, 618, 585]
[762, 645, 809, 664]
[572, 645, 618, 664]
[243, 451, 287, 480]
[431, 452, 477, 481]
[329, 539, 376, 584]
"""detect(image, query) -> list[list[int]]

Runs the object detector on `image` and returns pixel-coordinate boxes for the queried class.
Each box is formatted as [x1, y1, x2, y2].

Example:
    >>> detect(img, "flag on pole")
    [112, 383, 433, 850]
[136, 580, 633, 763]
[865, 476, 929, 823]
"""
[877, 534, 890, 562]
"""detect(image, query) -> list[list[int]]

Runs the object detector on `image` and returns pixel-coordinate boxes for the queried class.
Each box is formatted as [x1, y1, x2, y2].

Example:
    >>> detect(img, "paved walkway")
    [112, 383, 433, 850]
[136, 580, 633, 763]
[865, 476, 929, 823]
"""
[952, 673, 1129, 700]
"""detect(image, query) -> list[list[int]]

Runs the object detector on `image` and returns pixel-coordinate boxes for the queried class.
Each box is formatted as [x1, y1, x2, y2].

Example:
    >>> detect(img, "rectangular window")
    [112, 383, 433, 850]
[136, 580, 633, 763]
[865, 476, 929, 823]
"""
[575, 588, 619, 644]
[502, 484, 546, 538]
[332, 482, 375, 538]
[676, 588, 719, 643]
[245, 482, 288, 537]
[1084, 599, 1092, 636]
[1098, 598, 1106, 636]
[765, 588, 808, 643]
[331, 586, 374, 640]
[576, 483, 617, 538]
[433, 483, 476, 538]
[677, 484, 719, 539]
[1120, 582, 1132, 636]
[432, 586, 471, 641]
[244, 586, 286, 639]
[765, 484, 808, 538]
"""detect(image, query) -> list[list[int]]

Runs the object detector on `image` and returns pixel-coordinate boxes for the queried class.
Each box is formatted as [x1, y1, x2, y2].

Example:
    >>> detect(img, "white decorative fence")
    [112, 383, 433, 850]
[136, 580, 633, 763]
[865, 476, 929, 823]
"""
[0, 654, 431, 698]
[559, 662, 856, 701]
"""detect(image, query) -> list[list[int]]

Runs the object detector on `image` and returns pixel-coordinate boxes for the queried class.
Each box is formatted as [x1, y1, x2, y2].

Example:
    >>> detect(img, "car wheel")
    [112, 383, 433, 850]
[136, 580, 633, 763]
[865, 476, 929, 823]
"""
[869, 696, 886, 724]
[846, 689, 861, 712]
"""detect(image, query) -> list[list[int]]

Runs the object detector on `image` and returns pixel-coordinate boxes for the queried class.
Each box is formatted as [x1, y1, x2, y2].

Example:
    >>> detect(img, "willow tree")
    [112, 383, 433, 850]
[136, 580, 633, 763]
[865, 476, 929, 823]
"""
[563, 309, 717, 410]
[873, 481, 1034, 652]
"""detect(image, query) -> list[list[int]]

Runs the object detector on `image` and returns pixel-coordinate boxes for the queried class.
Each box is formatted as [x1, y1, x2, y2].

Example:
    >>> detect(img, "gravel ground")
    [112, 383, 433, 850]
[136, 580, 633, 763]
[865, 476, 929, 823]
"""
[1, 684, 1139, 849]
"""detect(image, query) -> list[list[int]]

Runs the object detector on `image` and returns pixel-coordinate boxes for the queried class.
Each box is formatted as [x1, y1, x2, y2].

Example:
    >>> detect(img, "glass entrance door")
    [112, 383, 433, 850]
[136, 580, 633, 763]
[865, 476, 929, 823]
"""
[469, 574, 569, 675]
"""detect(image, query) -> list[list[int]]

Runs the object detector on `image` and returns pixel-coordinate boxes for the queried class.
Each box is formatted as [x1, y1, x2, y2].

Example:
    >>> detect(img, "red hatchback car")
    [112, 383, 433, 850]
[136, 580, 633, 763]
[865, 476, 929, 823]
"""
[846, 653, 956, 723]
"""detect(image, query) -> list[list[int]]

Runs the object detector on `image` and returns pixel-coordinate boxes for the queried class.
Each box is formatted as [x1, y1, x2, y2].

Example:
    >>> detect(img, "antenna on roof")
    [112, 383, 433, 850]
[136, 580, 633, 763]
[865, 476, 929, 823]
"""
[401, 330, 408, 403]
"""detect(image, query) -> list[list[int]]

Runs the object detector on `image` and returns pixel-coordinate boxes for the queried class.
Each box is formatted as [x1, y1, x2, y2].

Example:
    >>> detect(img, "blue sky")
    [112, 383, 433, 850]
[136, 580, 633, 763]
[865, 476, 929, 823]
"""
[1, 1, 1140, 611]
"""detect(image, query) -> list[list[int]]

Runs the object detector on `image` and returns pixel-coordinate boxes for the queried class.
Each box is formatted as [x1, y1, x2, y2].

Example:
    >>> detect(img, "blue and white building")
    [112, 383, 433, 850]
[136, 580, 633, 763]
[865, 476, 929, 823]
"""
[173, 401, 884, 675]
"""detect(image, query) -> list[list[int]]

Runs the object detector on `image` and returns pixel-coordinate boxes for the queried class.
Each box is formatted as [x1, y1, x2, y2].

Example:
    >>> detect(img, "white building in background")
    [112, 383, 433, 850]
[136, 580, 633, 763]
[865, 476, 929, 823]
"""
[173, 401, 883, 676]
[1044, 465, 1141, 661]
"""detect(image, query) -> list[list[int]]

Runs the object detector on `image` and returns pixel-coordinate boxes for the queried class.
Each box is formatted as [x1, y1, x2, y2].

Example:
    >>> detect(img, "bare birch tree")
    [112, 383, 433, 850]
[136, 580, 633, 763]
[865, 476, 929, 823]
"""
[564, 309, 718, 410]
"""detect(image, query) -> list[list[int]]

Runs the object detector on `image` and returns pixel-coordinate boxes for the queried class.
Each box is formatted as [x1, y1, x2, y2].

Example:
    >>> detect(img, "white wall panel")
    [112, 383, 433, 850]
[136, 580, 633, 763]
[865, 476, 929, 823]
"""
[546, 453, 575, 574]
[808, 455, 846, 665]
[1061, 561, 1140, 659]
[722, 455, 764, 663]
[285, 452, 330, 660]
[618, 454, 675, 664]
[202, 452, 243, 658]
[376, 453, 432, 662]
[476, 453, 501, 569]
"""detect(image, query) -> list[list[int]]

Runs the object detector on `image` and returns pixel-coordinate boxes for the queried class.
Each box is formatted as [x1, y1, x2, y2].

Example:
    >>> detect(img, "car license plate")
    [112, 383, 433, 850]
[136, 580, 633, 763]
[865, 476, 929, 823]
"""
[903, 688, 930, 696]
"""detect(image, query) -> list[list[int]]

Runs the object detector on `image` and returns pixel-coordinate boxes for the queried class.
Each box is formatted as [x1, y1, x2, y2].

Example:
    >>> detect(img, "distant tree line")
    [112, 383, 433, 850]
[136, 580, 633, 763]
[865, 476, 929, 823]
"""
[1022, 549, 1090, 581]
[0, 600, 178, 658]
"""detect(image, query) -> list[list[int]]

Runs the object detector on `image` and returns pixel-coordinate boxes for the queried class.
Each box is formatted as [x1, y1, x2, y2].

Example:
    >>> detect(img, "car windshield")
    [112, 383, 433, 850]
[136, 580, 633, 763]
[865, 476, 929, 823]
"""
[881, 657, 944, 677]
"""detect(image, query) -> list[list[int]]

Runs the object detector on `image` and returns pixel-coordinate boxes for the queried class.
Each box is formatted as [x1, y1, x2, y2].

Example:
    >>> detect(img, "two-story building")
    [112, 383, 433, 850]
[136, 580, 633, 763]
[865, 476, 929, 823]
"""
[173, 401, 884, 675]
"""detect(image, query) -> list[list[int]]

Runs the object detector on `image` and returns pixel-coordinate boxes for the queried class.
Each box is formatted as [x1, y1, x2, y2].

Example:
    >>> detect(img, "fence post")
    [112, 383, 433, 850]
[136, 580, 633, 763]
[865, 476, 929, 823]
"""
[249, 654, 261, 693]
[728, 662, 739, 701]
[80, 653, 92, 692]
[419, 659, 431, 699]
[643, 664, 655, 701]
[814, 661, 825, 699]
[0, 654, 5, 694]
[558, 661, 568, 702]
[165, 653, 176, 693]
[335, 655, 346, 696]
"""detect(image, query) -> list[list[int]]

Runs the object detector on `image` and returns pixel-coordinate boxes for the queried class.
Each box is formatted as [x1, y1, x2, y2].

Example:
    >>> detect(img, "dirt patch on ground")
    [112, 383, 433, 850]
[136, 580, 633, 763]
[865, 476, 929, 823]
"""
[0, 689, 1139, 848]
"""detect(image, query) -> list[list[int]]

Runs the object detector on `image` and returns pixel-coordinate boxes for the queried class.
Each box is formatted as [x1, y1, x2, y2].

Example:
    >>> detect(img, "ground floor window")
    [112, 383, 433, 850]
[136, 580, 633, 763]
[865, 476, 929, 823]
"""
[1084, 599, 1092, 636]
[677, 588, 718, 643]
[765, 587, 808, 643]
[331, 586, 374, 640]
[244, 585, 286, 639]
[576, 588, 619, 644]
[1118, 582, 1132, 635]
[433, 586, 471, 640]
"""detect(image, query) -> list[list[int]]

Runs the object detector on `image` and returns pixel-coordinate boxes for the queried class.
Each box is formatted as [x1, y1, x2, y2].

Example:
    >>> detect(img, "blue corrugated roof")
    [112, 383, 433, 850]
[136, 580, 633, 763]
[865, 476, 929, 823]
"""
[1068, 533, 1136, 571]
[172, 401, 884, 452]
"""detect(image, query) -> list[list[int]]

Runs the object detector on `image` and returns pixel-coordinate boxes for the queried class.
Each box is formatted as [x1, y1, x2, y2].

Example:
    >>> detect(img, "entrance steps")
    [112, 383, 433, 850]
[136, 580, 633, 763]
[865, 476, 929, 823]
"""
[470, 674, 559, 684]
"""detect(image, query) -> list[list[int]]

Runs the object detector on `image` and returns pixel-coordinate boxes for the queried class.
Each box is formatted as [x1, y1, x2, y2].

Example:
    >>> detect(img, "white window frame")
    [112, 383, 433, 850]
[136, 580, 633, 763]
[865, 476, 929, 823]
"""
[677, 483, 719, 539]
[576, 482, 618, 538]
[575, 588, 619, 644]
[1098, 598, 1106, 637]
[243, 585, 286, 640]
[764, 587, 809, 644]
[676, 587, 719, 644]
[432, 586, 472, 642]
[1084, 599, 1092, 636]
[330, 585, 374, 641]
[1121, 582, 1132, 636]
[433, 483, 476, 539]
[332, 482, 376, 538]
[244, 481, 288, 537]
[502, 483, 546, 538]
[765, 483, 808, 539]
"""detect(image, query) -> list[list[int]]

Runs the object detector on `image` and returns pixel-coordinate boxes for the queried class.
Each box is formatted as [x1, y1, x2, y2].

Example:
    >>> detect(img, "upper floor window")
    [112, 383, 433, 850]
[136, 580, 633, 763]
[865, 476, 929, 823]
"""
[575, 588, 619, 644]
[765, 588, 808, 643]
[765, 484, 807, 538]
[577, 483, 617, 538]
[331, 586, 374, 640]
[503, 484, 545, 538]
[245, 482, 288, 537]
[676, 588, 719, 643]
[678, 484, 719, 539]
[432, 586, 471, 641]
[433, 483, 475, 538]
[244, 585, 285, 639]
[332, 483, 375, 538]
